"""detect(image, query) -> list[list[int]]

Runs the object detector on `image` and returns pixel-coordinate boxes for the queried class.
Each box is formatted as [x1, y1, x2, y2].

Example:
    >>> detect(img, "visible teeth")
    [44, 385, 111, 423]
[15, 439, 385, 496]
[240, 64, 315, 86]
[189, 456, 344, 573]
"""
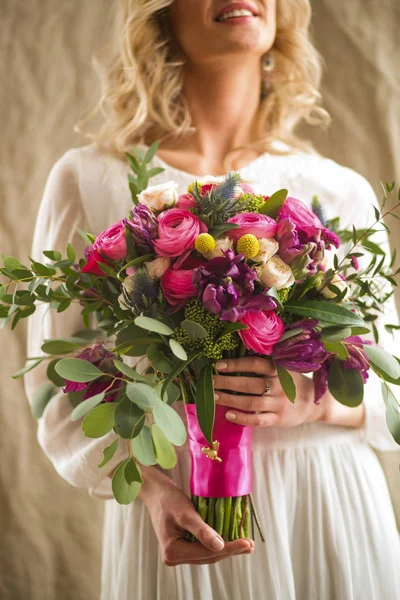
[218, 9, 254, 22]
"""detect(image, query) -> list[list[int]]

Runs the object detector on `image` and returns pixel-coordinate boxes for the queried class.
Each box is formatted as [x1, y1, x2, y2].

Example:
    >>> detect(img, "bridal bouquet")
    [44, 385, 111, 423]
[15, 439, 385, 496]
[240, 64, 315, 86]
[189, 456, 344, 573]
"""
[1, 142, 400, 542]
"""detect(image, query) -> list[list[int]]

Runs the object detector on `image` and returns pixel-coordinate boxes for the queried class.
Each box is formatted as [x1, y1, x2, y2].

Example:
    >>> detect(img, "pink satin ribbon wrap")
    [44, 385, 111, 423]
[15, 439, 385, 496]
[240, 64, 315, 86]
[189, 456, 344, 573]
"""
[184, 404, 253, 498]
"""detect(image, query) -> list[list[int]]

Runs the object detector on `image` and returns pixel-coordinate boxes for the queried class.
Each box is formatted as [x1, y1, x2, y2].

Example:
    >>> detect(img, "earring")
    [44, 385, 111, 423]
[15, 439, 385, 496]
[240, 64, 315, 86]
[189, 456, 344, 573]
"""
[261, 52, 275, 94]
[261, 52, 275, 74]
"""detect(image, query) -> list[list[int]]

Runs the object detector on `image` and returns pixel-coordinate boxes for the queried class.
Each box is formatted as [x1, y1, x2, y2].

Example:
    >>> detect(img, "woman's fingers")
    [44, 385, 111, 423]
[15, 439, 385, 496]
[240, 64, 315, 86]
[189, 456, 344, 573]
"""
[216, 357, 277, 376]
[163, 539, 253, 566]
[213, 374, 270, 395]
[214, 390, 281, 413]
[224, 410, 280, 427]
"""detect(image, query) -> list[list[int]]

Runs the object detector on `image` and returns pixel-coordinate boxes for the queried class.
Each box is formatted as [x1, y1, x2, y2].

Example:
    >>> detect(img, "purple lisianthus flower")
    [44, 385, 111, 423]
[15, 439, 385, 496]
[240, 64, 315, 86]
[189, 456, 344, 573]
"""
[125, 203, 158, 254]
[313, 335, 371, 403]
[62, 343, 122, 402]
[272, 319, 329, 372]
[193, 249, 277, 321]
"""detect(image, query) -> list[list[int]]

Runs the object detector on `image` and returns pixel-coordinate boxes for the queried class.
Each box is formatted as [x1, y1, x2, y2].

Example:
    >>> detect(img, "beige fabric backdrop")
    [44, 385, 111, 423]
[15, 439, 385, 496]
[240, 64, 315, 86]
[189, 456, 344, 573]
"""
[1, 2, 399, 599]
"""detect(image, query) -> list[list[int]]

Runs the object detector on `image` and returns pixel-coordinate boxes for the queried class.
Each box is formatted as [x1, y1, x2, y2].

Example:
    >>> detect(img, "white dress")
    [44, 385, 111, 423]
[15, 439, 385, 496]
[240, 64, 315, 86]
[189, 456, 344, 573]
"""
[24, 144, 400, 600]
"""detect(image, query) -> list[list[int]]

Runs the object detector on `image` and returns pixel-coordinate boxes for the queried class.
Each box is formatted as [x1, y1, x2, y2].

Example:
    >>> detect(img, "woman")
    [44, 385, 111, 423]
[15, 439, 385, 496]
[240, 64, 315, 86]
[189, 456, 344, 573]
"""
[24, 1, 400, 598]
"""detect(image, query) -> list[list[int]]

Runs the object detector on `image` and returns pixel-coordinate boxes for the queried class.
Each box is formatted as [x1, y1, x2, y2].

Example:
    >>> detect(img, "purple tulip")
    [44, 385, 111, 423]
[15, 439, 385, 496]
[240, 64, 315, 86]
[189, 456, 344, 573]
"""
[125, 203, 158, 254]
[193, 249, 277, 321]
[272, 319, 329, 372]
[313, 336, 371, 403]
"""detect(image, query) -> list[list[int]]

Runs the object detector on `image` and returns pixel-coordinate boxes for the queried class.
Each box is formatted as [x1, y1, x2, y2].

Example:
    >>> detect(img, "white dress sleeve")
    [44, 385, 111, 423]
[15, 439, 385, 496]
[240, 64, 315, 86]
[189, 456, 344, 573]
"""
[23, 150, 129, 499]
[340, 170, 400, 451]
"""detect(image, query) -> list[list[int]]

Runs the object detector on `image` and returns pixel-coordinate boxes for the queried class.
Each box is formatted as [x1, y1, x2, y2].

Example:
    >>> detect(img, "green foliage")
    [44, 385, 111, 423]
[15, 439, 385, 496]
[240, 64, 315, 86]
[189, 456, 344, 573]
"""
[258, 189, 288, 218]
[55, 358, 103, 383]
[126, 381, 158, 408]
[151, 424, 177, 469]
[71, 392, 105, 421]
[169, 339, 188, 360]
[381, 383, 400, 445]
[327, 359, 364, 407]
[192, 172, 243, 227]
[284, 301, 365, 327]
[112, 459, 142, 504]
[31, 382, 56, 419]
[153, 398, 187, 446]
[131, 426, 157, 466]
[195, 363, 215, 445]
[114, 396, 145, 439]
[82, 402, 117, 438]
[98, 439, 119, 468]
[363, 345, 400, 382]
[125, 141, 165, 205]
[276, 365, 296, 402]
[134, 315, 174, 336]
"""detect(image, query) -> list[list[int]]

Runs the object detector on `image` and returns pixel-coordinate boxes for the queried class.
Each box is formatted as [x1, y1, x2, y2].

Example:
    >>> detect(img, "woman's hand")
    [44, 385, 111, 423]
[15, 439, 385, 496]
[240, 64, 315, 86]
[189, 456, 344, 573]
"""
[138, 465, 254, 566]
[213, 357, 365, 429]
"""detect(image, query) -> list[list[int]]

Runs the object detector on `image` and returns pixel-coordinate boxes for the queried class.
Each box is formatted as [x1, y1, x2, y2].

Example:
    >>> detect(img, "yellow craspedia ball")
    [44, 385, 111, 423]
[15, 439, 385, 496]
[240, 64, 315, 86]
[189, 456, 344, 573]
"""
[194, 233, 216, 255]
[237, 234, 260, 260]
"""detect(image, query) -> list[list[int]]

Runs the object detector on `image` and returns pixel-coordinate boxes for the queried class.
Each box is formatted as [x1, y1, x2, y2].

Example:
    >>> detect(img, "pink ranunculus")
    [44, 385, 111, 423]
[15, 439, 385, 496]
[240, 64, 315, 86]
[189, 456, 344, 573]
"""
[239, 310, 285, 355]
[161, 267, 198, 306]
[93, 221, 128, 261]
[154, 209, 207, 257]
[227, 213, 278, 242]
[176, 193, 198, 209]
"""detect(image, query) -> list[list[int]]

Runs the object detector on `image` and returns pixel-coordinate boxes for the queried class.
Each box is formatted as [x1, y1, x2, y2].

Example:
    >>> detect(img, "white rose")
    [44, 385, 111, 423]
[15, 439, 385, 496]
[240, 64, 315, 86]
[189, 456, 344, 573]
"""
[254, 237, 279, 263]
[208, 236, 234, 258]
[145, 256, 171, 278]
[318, 250, 349, 299]
[320, 274, 349, 299]
[259, 256, 295, 290]
[138, 181, 178, 211]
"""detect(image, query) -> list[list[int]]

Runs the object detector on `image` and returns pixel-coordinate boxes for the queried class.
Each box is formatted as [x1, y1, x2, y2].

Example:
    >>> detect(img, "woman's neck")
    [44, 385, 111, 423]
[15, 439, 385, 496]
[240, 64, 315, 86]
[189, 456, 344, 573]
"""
[158, 58, 263, 176]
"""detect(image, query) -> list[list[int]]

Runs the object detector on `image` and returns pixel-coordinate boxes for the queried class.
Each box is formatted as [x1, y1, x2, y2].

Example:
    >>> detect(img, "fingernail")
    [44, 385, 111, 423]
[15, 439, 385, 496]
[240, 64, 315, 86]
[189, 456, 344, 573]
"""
[214, 393, 219, 401]
[226, 411, 236, 420]
[216, 361, 227, 370]
[211, 536, 225, 551]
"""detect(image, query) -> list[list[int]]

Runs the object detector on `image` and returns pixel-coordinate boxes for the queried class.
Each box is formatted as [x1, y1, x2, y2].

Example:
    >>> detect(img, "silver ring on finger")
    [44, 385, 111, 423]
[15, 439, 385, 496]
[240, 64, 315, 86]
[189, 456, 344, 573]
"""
[263, 378, 271, 395]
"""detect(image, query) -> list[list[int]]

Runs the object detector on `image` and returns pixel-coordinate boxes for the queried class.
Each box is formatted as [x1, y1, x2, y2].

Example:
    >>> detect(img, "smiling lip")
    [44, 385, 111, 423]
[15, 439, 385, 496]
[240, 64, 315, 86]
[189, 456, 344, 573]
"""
[215, 2, 259, 22]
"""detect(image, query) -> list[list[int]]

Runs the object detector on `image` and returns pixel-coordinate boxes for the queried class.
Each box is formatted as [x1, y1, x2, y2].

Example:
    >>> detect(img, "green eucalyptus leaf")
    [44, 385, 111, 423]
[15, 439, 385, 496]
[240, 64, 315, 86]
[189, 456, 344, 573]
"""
[284, 301, 364, 326]
[169, 339, 188, 361]
[124, 457, 143, 484]
[134, 316, 174, 336]
[131, 426, 157, 466]
[320, 327, 352, 343]
[98, 438, 119, 468]
[217, 322, 248, 340]
[31, 382, 56, 419]
[276, 365, 296, 402]
[112, 459, 141, 505]
[258, 189, 288, 218]
[71, 392, 105, 422]
[181, 320, 208, 340]
[363, 345, 400, 381]
[153, 398, 187, 446]
[195, 363, 215, 445]
[161, 350, 203, 398]
[164, 382, 181, 406]
[114, 396, 145, 439]
[151, 424, 177, 469]
[11, 358, 43, 379]
[41, 340, 80, 355]
[55, 358, 103, 382]
[82, 402, 117, 438]
[113, 360, 157, 385]
[323, 341, 349, 360]
[327, 358, 364, 407]
[126, 381, 158, 408]
[381, 383, 400, 445]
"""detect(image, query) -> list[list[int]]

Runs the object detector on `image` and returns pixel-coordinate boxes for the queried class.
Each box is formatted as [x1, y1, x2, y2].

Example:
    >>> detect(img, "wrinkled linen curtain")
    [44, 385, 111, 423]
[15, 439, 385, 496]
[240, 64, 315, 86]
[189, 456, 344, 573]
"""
[1, 1, 399, 598]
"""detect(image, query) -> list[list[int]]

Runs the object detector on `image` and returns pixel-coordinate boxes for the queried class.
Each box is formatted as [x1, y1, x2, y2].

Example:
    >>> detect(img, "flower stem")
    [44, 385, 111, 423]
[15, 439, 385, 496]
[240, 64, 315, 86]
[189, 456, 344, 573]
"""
[223, 497, 232, 541]
[249, 493, 265, 542]
[215, 498, 224, 536]
[207, 497, 216, 529]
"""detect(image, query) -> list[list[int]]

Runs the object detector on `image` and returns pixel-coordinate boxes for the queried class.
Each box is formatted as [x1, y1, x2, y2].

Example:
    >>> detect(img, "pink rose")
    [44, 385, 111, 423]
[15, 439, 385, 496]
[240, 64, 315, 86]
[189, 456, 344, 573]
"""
[239, 310, 285, 355]
[93, 221, 128, 261]
[228, 213, 278, 242]
[177, 193, 197, 209]
[81, 248, 111, 276]
[278, 197, 323, 229]
[154, 209, 207, 257]
[161, 267, 198, 306]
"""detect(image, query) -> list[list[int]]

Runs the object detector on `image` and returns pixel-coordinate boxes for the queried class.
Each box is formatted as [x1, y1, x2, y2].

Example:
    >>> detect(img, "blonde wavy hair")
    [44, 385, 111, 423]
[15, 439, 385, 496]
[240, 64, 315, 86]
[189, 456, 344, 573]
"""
[78, 0, 329, 161]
